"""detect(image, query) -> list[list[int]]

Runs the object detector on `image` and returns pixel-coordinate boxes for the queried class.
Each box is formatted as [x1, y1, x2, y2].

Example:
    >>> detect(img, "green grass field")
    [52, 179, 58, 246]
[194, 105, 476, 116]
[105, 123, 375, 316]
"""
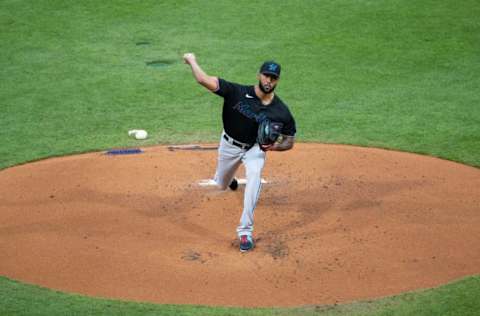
[1, 0, 479, 315]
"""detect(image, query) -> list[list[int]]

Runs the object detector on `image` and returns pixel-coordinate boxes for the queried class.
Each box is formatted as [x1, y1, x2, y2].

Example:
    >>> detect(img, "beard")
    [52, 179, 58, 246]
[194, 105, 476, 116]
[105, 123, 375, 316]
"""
[258, 80, 276, 94]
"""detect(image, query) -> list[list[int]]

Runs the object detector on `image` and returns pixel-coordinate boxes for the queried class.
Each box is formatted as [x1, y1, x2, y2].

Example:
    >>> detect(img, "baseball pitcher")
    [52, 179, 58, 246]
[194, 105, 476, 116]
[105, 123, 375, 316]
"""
[183, 53, 296, 252]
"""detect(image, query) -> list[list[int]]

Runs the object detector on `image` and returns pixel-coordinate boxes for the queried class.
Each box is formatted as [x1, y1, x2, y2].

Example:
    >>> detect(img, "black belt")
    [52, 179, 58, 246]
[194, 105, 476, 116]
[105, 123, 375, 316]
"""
[223, 134, 254, 150]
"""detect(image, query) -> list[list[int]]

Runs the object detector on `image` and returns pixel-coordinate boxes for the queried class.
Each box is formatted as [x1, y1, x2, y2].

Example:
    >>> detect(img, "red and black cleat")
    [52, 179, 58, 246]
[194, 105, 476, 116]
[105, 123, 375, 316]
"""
[240, 235, 254, 252]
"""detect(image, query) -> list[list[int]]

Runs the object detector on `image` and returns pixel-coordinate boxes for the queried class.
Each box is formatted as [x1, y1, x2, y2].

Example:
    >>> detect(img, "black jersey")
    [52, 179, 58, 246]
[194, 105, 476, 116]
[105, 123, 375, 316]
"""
[214, 78, 296, 145]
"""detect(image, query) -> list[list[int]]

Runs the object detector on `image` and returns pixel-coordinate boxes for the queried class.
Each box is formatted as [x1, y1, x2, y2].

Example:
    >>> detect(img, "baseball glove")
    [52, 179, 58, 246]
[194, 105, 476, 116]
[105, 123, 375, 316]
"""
[257, 119, 283, 146]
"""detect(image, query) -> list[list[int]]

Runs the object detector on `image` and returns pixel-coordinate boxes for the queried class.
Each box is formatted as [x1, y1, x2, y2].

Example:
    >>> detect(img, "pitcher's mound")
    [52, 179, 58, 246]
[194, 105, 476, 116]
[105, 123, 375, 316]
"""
[0, 143, 479, 307]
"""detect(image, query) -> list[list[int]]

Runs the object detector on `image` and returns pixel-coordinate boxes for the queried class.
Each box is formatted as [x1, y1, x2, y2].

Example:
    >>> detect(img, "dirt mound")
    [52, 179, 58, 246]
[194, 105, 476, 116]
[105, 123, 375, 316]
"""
[0, 144, 479, 307]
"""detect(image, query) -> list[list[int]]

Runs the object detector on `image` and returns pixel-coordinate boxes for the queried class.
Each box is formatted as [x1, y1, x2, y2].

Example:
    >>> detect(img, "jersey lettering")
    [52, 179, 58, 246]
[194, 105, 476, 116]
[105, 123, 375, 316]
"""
[233, 101, 267, 123]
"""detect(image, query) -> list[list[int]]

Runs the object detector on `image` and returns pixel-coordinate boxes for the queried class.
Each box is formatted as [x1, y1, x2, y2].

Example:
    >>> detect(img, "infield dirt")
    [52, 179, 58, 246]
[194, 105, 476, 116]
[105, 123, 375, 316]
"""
[0, 143, 479, 307]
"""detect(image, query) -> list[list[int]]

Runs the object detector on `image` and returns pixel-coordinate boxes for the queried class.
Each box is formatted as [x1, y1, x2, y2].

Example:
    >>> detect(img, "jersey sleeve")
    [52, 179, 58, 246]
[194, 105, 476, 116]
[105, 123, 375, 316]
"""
[213, 78, 237, 98]
[282, 114, 296, 136]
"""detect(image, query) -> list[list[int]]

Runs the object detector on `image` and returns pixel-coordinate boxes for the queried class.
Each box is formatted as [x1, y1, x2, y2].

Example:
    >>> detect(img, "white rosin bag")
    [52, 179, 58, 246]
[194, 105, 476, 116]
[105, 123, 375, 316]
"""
[128, 129, 148, 140]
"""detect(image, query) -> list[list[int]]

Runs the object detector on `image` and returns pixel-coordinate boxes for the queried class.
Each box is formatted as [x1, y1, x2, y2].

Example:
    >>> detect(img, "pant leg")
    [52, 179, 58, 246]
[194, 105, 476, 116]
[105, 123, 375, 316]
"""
[236, 144, 266, 237]
[214, 132, 243, 190]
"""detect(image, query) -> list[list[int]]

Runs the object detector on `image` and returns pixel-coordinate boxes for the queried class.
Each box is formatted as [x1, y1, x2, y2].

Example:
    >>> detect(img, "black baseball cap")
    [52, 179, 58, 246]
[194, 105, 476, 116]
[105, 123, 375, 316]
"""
[260, 61, 281, 78]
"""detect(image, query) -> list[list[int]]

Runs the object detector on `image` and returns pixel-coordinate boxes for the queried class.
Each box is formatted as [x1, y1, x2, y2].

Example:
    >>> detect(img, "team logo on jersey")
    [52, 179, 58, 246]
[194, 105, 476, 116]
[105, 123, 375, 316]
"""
[234, 101, 267, 123]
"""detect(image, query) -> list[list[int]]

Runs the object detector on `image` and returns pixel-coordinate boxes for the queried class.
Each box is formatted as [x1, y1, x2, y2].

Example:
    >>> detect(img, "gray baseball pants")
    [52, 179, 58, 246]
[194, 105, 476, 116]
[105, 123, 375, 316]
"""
[214, 131, 266, 238]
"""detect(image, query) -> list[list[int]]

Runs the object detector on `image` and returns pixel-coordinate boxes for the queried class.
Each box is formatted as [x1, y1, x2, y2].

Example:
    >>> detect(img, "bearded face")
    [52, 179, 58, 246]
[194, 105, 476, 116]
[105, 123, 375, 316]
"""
[258, 73, 279, 94]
